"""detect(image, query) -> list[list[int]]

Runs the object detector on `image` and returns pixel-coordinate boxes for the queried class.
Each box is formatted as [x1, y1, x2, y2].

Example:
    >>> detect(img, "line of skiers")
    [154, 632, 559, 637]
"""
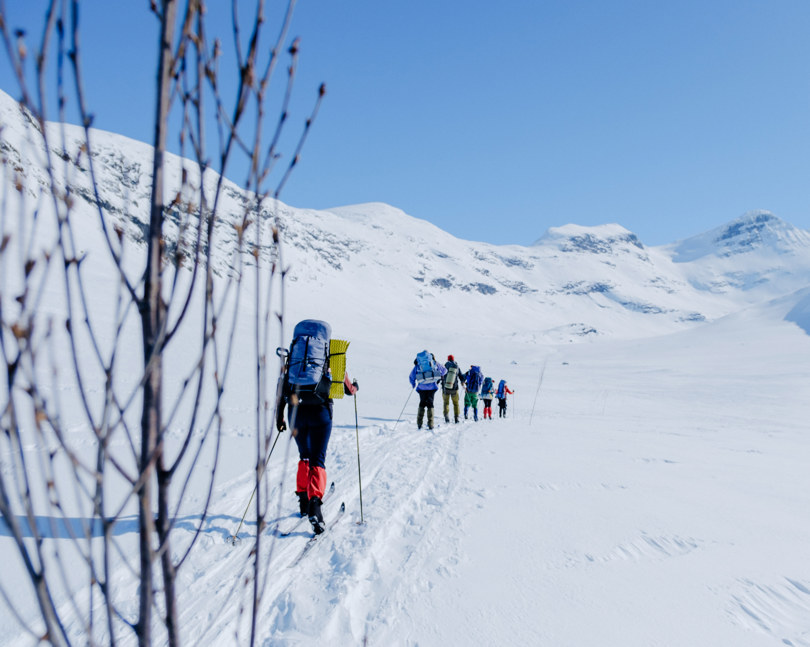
[409, 351, 514, 430]
[273, 320, 516, 536]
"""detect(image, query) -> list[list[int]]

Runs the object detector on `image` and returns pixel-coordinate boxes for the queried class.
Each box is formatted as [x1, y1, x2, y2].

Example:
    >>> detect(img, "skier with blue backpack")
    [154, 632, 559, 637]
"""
[408, 350, 447, 430]
[496, 379, 514, 418]
[463, 365, 484, 421]
[276, 320, 358, 534]
[481, 376, 496, 420]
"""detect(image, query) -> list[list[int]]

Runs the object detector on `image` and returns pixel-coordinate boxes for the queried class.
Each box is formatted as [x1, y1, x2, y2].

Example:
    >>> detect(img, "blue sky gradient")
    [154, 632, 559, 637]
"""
[2, 1, 809, 246]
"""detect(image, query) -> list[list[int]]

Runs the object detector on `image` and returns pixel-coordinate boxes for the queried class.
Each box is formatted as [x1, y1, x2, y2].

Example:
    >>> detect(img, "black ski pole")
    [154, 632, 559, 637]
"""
[354, 393, 364, 524]
[230, 428, 284, 545]
[392, 387, 415, 431]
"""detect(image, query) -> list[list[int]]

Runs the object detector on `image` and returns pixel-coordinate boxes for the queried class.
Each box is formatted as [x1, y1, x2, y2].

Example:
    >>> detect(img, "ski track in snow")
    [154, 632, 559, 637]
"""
[154, 418, 468, 646]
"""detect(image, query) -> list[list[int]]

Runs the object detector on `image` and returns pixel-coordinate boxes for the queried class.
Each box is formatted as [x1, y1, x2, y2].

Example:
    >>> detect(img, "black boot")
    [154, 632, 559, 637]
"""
[308, 496, 325, 534]
[296, 491, 309, 517]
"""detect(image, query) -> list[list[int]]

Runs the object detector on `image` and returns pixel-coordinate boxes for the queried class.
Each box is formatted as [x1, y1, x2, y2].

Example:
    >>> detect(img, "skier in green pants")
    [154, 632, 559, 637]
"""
[441, 355, 464, 423]
[463, 365, 483, 421]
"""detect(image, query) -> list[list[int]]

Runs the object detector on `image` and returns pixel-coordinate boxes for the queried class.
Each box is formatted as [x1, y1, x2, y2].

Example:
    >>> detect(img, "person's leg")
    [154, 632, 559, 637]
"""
[301, 405, 333, 533]
[300, 406, 332, 498]
[292, 407, 311, 515]
[426, 389, 437, 429]
[418, 390, 433, 429]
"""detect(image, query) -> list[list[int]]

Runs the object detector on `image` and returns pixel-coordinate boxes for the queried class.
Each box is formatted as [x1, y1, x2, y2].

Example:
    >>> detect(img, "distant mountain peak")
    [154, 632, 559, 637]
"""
[670, 210, 810, 263]
[534, 223, 645, 255]
[715, 210, 784, 245]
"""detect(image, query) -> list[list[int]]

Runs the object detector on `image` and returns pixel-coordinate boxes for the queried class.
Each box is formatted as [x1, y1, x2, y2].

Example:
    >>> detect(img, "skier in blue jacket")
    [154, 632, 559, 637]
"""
[408, 353, 447, 430]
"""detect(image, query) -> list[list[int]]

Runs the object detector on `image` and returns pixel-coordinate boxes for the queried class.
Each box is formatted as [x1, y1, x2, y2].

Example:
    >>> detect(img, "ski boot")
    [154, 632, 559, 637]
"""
[296, 491, 309, 517]
[308, 496, 325, 535]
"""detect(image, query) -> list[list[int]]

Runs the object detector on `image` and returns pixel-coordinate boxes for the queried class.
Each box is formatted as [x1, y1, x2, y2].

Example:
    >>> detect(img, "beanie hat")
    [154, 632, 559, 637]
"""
[447, 354, 454, 361]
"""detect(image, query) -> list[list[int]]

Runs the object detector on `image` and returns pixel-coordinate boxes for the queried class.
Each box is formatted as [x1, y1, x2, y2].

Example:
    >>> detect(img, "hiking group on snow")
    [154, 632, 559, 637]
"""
[409, 351, 514, 428]
[275, 319, 514, 536]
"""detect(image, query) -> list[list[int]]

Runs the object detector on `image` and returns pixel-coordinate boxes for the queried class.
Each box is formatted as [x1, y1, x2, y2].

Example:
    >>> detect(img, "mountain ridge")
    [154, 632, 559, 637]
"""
[3, 87, 810, 343]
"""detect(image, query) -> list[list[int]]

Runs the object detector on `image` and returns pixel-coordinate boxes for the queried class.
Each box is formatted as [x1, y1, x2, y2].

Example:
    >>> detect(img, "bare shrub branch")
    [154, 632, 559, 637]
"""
[0, 0, 324, 644]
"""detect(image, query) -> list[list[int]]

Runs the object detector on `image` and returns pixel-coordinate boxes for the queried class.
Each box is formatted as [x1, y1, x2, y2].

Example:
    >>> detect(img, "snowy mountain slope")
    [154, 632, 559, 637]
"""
[4, 87, 810, 350]
[663, 210, 810, 304]
[2, 87, 810, 646]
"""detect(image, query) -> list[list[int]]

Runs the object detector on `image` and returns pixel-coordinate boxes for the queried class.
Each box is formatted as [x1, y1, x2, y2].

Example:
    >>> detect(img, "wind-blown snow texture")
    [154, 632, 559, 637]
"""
[2, 89, 810, 646]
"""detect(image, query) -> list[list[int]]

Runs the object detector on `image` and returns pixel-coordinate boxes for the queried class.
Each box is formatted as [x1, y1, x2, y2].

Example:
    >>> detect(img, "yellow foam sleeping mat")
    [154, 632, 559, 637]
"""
[329, 338, 350, 399]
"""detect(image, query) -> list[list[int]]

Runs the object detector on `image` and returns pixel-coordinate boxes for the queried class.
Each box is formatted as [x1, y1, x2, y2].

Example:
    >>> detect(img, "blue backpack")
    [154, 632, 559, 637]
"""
[465, 366, 483, 393]
[482, 377, 494, 397]
[287, 320, 332, 403]
[414, 350, 441, 384]
[496, 379, 506, 398]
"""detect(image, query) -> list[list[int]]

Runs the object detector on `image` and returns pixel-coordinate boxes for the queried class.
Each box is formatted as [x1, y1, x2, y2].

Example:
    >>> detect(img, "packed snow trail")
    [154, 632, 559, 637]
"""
[146, 414, 469, 646]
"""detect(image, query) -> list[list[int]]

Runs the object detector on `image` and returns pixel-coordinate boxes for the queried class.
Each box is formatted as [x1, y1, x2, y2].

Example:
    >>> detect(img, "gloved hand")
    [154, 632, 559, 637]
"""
[277, 418, 287, 432]
[352, 379, 359, 392]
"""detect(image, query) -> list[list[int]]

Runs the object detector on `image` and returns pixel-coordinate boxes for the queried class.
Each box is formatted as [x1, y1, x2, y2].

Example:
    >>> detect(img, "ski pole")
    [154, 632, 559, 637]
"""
[392, 387, 415, 431]
[529, 357, 548, 426]
[354, 393, 364, 524]
[230, 428, 284, 545]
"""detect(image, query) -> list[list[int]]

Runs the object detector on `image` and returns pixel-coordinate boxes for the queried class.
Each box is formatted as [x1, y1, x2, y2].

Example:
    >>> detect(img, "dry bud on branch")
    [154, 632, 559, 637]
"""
[11, 322, 28, 340]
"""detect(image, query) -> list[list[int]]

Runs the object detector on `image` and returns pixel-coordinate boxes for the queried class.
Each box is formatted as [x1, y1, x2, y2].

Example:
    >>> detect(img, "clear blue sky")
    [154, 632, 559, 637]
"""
[2, 1, 809, 246]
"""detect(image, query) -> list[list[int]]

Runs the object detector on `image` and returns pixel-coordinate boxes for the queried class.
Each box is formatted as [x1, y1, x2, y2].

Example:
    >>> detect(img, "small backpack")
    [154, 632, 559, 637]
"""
[286, 319, 332, 404]
[414, 350, 440, 384]
[443, 364, 459, 390]
[497, 379, 506, 398]
[482, 377, 494, 397]
[465, 365, 483, 393]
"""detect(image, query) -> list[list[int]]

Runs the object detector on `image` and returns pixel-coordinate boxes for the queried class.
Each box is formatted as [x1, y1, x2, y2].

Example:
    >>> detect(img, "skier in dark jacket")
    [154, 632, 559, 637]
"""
[276, 325, 358, 534]
[408, 353, 447, 430]
[496, 380, 514, 418]
[441, 355, 464, 423]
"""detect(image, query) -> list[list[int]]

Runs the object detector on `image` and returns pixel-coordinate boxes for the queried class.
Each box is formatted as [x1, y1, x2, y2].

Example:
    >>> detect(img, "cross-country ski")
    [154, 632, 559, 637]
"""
[287, 502, 347, 568]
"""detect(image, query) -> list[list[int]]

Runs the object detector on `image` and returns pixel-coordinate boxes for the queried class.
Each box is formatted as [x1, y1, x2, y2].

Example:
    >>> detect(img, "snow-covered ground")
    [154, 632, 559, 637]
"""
[164, 293, 808, 647]
[5, 262, 809, 646]
[2, 87, 810, 645]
